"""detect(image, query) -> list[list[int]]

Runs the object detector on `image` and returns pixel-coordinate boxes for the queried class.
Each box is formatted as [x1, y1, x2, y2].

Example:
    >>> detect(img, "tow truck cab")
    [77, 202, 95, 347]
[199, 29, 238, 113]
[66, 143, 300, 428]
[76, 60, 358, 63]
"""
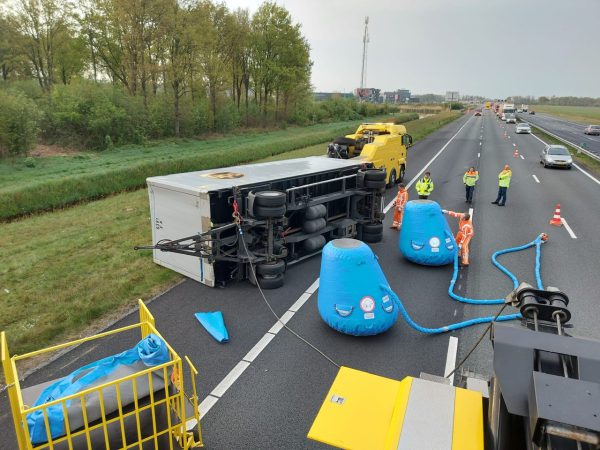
[327, 123, 412, 186]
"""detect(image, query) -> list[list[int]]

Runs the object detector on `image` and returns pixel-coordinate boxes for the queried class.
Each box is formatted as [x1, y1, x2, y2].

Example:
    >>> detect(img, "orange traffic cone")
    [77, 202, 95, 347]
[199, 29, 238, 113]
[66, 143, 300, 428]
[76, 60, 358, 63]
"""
[549, 204, 563, 226]
[513, 148, 519, 157]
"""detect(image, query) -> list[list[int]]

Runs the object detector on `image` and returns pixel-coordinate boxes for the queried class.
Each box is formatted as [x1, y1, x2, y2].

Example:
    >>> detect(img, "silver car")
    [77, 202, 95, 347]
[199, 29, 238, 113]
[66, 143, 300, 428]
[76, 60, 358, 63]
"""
[515, 122, 531, 134]
[505, 114, 517, 124]
[540, 145, 572, 169]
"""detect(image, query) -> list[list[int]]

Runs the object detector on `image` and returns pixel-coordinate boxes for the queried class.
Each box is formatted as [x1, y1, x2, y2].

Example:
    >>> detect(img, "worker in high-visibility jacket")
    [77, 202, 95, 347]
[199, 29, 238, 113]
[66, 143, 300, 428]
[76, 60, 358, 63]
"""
[442, 210, 474, 266]
[415, 172, 434, 199]
[391, 183, 408, 230]
[463, 167, 479, 203]
[492, 165, 512, 206]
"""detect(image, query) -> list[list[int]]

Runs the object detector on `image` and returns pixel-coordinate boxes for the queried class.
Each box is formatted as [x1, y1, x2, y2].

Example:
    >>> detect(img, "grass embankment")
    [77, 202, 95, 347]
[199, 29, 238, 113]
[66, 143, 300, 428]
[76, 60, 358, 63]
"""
[0, 111, 460, 357]
[259, 111, 461, 162]
[0, 113, 418, 221]
[530, 126, 600, 174]
[533, 105, 600, 124]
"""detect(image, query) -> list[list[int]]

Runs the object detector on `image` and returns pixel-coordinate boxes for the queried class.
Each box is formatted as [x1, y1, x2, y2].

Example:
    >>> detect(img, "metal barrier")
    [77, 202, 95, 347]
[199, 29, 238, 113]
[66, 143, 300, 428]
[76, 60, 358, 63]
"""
[1, 300, 203, 450]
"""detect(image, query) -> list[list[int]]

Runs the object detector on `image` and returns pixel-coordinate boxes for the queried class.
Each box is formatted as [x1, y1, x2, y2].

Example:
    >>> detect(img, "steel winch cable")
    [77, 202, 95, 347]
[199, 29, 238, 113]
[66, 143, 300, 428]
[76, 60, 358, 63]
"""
[237, 224, 341, 369]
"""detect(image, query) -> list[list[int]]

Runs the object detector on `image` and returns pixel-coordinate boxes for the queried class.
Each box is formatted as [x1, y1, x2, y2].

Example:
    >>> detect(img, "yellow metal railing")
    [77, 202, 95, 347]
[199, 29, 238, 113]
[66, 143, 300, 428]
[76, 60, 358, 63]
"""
[1, 300, 203, 450]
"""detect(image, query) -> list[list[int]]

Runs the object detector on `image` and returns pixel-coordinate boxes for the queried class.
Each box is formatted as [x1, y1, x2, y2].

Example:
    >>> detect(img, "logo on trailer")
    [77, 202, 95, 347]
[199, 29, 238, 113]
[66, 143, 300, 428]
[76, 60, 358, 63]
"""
[359, 296, 375, 312]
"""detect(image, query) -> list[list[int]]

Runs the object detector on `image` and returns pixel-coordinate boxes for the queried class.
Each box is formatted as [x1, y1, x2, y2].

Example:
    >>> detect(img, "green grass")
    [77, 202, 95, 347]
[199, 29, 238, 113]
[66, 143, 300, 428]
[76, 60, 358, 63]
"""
[533, 105, 600, 125]
[0, 111, 462, 358]
[531, 125, 600, 174]
[0, 113, 418, 221]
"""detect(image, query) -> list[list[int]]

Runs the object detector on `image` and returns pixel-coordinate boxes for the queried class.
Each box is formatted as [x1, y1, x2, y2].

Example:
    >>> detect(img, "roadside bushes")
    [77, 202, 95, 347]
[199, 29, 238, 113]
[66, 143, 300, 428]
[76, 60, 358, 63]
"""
[0, 90, 40, 156]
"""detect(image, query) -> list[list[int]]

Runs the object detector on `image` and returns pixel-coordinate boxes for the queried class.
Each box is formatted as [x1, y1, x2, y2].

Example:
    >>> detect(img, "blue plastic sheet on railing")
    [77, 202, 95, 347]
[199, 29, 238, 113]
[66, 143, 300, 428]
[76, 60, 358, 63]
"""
[27, 333, 170, 445]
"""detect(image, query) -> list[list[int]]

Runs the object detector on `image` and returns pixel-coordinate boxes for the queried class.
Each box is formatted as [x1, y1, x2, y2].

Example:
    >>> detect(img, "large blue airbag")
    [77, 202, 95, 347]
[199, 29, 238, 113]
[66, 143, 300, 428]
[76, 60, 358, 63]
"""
[317, 239, 399, 336]
[399, 200, 456, 266]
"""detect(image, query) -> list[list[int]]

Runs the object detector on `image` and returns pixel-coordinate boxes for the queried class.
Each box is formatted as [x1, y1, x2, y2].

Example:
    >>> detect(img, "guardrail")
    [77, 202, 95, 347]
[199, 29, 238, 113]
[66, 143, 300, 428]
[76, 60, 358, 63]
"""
[519, 115, 600, 162]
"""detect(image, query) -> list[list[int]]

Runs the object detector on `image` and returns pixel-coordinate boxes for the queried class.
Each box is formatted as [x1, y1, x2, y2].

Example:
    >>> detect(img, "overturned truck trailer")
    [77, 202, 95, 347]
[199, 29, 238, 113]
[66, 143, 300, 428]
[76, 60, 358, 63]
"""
[138, 156, 386, 289]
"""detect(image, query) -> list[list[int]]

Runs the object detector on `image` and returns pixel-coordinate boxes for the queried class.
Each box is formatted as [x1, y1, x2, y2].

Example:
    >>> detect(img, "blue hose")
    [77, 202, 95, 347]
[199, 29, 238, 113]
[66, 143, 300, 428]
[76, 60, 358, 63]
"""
[448, 234, 545, 304]
[383, 234, 546, 334]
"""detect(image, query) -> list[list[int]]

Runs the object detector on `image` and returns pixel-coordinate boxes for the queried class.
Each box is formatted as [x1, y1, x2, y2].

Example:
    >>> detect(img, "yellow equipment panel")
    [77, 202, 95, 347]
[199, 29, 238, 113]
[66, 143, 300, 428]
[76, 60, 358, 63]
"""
[308, 366, 483, 450]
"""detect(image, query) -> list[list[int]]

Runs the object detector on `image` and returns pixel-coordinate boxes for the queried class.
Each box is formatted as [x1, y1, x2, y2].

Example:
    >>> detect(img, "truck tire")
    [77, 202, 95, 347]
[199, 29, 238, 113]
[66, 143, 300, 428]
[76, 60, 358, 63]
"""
[388, 169, 397, 188]
[399, 165, 405, 182]
[333, 137, 355, 146]
[257, 273, 284, 289]
[303, 235, 326, 252]
[303, 218, 326, 234]
[364, 179, 386, 190]
[254, 190, 286, 207]
[304, 204, 327, 220]
[362, 231, 383, 243]
[254, 204, 286, 218]
[363, 223, 383, 234]
[361, 168, 386, 181]
[256, 260, 286, 276]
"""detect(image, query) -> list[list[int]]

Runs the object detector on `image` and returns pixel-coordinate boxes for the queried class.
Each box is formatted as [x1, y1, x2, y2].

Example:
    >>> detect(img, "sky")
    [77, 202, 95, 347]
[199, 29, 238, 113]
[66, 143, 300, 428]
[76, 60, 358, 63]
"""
[223, 0, 600, 98]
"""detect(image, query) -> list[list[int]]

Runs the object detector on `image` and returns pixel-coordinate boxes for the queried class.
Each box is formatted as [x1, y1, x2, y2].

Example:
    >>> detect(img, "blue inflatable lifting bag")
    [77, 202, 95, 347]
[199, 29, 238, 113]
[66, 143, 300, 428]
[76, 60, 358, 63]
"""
[318, 239, 399, 336]
[399, 200, 456, 266]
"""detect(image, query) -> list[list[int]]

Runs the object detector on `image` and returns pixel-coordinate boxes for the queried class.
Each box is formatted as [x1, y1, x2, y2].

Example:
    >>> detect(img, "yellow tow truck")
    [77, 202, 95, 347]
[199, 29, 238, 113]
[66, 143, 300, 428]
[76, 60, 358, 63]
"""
[327, 123, 412, 186]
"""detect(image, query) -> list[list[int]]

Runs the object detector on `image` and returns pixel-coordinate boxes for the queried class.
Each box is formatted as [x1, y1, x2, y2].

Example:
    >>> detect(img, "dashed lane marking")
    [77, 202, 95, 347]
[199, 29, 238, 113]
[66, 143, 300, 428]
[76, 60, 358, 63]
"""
[532, 175, 540, 183]
[444, 336, 459, 385]
[520, 155, 525, 160]
[561, 218, 577, 239]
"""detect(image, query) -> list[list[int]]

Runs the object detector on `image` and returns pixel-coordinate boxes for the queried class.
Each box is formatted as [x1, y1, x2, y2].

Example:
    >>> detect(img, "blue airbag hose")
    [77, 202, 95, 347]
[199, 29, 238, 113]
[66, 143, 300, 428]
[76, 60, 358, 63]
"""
[379, 284, 521, 334]
[448, 234, 546, 305]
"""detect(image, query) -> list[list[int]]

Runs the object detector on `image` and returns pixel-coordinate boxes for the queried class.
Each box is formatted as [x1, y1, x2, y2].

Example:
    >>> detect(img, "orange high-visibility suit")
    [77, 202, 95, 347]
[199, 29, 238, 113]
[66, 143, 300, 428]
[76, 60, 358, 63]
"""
[392, 189, 409, 229]
[446, 211, 474, 265]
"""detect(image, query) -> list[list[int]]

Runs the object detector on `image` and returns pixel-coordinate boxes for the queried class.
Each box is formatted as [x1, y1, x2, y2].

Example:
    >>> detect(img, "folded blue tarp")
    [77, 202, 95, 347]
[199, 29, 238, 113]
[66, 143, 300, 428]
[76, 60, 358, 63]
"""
[195, 311, 229, 343]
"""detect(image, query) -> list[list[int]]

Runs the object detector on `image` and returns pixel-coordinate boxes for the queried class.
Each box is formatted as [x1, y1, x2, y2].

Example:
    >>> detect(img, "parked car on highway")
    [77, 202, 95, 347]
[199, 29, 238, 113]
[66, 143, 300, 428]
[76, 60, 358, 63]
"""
[515, 122, 531, 134]
[529, 111, 536, 115]
[540, 145, 573, 169]
[474, 111, 482, 116]
[505, 113, 517, 124]
[584, 125, 600, 135]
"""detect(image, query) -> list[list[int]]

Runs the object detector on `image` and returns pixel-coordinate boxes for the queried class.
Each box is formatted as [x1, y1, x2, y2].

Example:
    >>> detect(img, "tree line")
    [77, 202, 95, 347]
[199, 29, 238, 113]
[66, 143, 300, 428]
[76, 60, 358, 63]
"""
[1, 0, 397, 155]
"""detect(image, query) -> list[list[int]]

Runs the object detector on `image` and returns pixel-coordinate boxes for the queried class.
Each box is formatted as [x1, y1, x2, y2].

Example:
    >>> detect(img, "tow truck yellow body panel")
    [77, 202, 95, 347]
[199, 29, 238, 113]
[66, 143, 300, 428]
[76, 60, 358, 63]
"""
[308, 366, 483, 450]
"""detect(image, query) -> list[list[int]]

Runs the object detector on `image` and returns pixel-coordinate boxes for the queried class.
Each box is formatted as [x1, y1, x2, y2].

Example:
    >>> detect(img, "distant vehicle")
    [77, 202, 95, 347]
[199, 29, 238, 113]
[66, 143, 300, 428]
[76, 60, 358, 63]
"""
[584, 125, 600, 135]
[474, 111, 482, 116]
[521, 104, 529, 112]
[517, 109, 523, 113]
[529, 111, 536, 115]
[502, 103, 516, 116]
[505, 114, 517, 124]
[540, 145, 573, 169]
[501, 113, 506, 121]
[485, 101, 492, 109]
[515, 122, 531, 134]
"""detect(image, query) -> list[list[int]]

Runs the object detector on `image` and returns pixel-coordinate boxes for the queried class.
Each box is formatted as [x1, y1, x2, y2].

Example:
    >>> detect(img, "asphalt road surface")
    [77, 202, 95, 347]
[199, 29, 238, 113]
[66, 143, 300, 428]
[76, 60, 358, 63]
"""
[2, 110, 600, 449]
[518, 111, 600, 158]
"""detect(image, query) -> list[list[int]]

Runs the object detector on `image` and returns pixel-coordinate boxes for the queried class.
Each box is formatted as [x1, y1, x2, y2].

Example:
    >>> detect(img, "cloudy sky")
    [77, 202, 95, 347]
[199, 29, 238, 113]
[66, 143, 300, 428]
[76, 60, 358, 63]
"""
[224, 0, 600, 98]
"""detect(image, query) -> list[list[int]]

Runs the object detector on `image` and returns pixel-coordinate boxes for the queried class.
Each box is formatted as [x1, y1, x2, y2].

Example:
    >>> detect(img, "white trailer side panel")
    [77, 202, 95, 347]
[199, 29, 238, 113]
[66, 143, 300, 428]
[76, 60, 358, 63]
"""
[148, 184, 215, 286]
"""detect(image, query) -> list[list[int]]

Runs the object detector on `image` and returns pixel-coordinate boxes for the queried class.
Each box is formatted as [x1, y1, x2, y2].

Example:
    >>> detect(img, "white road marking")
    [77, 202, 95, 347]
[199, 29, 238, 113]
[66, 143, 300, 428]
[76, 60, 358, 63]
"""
[211, 360, 251, 398]
[561, 218, 577, 239]
[532, 175, 540, 183]
[468, 207, 474, 216]
[477, 152, 480, 157]
[243, 332, 276, 362]
[384, 116, 474, 213]
[194, 277, 320, 420]
[520, 155, 525, 160]
[530, 132, 600, 186]
[444, 336, 459, 385]
[512, 143, 516, 147]
[479, 141, 482, 146]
